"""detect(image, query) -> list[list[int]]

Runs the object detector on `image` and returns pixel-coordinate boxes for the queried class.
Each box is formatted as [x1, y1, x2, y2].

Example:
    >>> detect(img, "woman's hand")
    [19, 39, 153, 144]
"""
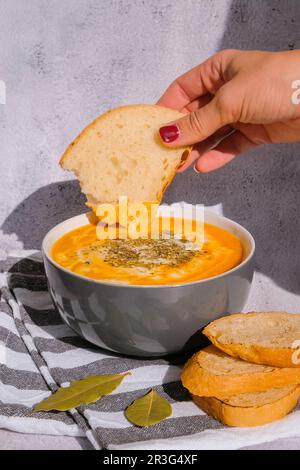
[157, 49, 300, 172]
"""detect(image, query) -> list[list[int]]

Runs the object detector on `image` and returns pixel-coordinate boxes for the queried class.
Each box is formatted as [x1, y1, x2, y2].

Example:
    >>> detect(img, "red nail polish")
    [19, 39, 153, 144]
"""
[159, 125, 180, 143]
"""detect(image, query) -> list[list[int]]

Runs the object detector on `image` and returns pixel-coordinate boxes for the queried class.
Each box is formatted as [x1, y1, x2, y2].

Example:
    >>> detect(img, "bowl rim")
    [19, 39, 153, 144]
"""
[42, 209, 255, 289]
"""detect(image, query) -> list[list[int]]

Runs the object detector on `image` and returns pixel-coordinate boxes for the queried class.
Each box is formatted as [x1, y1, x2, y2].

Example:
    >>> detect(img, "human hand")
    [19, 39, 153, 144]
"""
[157, 49, 300, 172]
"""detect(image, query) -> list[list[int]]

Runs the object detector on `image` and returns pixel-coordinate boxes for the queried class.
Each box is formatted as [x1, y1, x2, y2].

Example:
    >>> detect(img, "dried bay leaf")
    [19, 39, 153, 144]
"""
[125, 389, 172, 427]
[34, 372, 130, 412]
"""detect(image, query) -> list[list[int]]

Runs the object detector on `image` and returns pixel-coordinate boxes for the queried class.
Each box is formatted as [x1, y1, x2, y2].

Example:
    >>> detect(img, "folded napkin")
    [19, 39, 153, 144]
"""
[1, 252, 300, 450]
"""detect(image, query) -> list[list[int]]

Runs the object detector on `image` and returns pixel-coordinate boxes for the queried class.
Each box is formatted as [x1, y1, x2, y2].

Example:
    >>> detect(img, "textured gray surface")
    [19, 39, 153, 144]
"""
[0, 0, 300, 450]
[0, 429, 93, 450]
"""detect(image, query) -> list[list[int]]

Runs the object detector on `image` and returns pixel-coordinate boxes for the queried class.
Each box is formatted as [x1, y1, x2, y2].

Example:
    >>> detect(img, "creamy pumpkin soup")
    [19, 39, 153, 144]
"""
[51, 218, 243, 285]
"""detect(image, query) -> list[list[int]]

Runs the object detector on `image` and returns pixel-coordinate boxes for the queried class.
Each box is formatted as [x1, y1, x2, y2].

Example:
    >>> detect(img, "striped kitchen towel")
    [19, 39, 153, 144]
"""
[1, 252, 300, 450]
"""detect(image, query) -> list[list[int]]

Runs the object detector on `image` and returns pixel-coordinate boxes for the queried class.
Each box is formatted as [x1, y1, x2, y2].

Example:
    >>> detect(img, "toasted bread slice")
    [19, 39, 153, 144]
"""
[203, 312, 300, 368]
[60, 104, 190, 209]
[181, 345, 300, 398]
[193, 385, 300, 427]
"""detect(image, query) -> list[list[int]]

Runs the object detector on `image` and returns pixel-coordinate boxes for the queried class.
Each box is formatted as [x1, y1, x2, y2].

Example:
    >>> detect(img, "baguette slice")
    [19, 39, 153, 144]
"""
[193, 385, 300, 427]
[60, 104, 190, 209]
[181, 345, 300, 398]
[203, 312, 300, 368]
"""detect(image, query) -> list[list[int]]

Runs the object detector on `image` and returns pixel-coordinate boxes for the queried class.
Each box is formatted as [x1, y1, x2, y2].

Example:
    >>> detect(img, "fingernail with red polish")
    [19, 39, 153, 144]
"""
[193, 163, 201, 174]
[159, 125, 180, 143]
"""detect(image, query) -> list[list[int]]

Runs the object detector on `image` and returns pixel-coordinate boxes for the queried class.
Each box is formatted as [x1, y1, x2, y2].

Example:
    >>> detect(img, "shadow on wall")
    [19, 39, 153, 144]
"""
[1, 181, 87, 250]
[1, 0, 300, 295]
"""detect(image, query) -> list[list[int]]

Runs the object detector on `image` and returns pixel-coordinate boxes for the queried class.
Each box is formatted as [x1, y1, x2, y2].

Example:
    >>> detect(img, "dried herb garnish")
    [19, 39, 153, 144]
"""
[77, 238, 200, 270]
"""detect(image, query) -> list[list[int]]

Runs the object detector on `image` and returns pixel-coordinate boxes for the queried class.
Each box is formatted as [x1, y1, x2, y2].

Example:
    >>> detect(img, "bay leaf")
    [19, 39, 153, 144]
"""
[125, 388, 172, 427]
[34, 372, 130, 412]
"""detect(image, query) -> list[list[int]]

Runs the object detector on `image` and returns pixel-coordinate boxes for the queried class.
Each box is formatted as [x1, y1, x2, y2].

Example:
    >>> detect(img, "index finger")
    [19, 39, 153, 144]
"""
[156, 52, 226, 111]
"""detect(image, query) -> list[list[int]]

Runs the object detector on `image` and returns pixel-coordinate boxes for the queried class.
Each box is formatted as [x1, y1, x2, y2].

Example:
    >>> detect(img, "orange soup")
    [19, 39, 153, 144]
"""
[51, 219, 243, 285]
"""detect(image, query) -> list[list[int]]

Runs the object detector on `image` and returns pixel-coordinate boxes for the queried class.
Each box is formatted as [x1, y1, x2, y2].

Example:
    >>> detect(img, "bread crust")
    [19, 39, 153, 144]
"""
[203, 312, 300, 368]
[60, 104, 191, 206]
[192, 385, 300, 427]
[181, 347, 300, 398]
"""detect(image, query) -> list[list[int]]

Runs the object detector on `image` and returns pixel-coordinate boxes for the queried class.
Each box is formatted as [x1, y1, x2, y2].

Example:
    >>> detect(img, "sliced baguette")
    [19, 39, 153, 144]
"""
[193, 385, 300, 427]
[181, 345, 300, 398]
[60, 104, 190, 208]
[203, 312, 300, 368]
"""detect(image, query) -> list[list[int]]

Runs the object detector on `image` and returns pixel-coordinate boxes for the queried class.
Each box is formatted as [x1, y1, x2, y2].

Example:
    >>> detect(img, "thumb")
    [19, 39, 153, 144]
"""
[159, 93, 230, 147]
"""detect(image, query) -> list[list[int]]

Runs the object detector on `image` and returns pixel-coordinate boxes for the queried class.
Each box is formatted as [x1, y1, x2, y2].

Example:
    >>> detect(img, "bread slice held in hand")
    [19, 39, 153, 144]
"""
[60, 104, 190, 209]
[193, 385, 300, 427]
[181, 345, 300, 398]
[203, 312, 300, 368]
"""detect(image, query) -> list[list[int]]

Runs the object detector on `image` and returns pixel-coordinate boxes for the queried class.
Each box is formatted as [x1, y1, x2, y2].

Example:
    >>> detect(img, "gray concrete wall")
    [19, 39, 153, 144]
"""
[0, 0, 299, 301]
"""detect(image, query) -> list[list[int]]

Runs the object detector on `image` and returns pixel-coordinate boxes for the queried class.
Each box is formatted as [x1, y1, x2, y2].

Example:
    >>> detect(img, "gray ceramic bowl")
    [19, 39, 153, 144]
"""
[42, 209, 255, 357]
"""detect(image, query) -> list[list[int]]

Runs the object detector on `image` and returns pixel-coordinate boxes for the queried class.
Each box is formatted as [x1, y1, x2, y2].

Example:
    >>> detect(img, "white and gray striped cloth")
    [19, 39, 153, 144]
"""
[1, 251, 300, 450]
